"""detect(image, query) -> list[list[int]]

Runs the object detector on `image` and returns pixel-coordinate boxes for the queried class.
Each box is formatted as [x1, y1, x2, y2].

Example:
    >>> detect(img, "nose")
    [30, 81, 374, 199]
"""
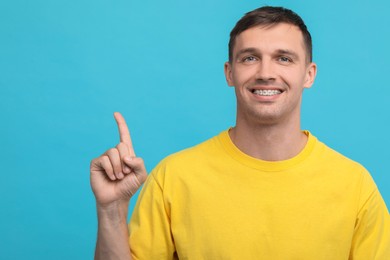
[255, 59, 275, 81]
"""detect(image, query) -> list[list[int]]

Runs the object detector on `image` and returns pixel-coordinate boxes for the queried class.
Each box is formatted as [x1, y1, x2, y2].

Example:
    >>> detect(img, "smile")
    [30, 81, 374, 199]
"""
[252, 89, 282, 96]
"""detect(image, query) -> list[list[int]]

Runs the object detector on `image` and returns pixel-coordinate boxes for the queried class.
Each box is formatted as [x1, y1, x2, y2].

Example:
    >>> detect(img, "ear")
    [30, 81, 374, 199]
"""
[224, 62, 234, 87]
[303, 62, 317, 89]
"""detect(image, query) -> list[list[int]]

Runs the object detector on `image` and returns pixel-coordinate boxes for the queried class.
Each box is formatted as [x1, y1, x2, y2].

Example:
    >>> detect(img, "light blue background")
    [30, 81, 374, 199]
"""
[1, 0, 389, 259]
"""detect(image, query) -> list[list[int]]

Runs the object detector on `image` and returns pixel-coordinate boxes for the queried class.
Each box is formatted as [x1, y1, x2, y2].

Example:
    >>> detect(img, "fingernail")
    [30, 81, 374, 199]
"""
[123, 166, 130, 173]
[124, 156, 132, 162]
[118, 172, 124, 179]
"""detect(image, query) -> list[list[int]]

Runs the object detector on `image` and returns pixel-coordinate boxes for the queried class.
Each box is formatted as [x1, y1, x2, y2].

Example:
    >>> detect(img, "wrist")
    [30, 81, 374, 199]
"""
[97, 200, 129, 221]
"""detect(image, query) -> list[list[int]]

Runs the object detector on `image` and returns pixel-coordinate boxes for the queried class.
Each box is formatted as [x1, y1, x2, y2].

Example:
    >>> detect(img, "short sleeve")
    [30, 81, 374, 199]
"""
[128, 167, 176, 260]
[349, 170, 390, 259]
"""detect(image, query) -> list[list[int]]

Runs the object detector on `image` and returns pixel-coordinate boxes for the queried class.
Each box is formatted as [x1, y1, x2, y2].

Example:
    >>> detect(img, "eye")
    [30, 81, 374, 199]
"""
[278, 56, 292, 63]
[242, 56, 258, 63]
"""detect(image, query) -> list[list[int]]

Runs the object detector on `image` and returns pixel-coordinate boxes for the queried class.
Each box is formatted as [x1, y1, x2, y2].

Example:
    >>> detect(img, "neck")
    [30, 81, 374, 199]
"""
[229, 117, 307, 161]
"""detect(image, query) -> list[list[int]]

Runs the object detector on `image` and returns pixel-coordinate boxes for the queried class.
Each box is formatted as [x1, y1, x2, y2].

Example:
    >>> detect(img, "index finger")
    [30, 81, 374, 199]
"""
[113, 112, 135, 156]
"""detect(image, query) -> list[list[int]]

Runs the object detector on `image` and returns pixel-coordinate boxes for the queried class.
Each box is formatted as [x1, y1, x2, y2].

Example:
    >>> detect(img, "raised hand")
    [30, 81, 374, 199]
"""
[90, 112, 147, 208]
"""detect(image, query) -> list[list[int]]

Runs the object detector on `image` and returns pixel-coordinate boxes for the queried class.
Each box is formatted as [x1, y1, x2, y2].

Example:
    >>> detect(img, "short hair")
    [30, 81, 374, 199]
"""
[228, 6, 312, 63]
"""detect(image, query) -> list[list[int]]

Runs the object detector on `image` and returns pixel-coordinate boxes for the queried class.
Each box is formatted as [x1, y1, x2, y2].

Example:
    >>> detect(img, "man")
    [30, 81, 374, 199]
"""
[90, 6, 390, 259]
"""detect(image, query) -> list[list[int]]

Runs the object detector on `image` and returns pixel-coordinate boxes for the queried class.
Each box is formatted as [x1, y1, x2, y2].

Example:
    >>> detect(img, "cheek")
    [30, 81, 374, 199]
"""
[231, 67, 256, 85]
[280, 68, 307, 87]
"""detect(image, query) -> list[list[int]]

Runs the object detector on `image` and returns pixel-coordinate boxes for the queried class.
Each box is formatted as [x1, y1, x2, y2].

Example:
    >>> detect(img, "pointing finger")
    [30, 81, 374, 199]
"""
[116, 142, 131, 174]
[114, 112, 135, 156]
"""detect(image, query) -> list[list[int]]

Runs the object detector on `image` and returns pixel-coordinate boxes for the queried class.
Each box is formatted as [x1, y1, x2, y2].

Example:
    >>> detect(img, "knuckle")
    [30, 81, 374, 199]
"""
[116, 143, 127, 155]
[91, 156, 104, 168]
[116, 142, 125, 148]
[137, 157, 144, 164]
[100, 157, 109, 167]
[90, 159, 97, 169]
[107, 148, 117, 155]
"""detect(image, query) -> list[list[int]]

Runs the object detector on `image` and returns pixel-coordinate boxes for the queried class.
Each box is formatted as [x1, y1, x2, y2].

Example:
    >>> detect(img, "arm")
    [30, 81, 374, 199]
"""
[349, 172, 390, 259]
[90, 112, 147, 260]
[95, 201, 131, 260]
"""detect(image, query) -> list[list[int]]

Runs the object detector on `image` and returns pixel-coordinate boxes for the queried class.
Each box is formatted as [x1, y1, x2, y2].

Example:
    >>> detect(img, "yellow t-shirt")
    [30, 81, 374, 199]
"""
[129, 130, 390, 259]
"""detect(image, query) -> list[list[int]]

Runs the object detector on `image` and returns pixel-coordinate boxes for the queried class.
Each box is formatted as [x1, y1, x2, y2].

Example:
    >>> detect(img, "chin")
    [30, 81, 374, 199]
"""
[239, 109, 283, 126]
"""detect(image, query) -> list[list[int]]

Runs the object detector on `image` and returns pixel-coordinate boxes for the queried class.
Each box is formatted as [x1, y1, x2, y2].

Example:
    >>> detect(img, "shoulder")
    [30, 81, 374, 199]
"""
[309, 134, 382, 214]
[313, 135, 367, 172]
[160, 131, 224, 165]
[311, 134, 377, 190]
[149, 130, 226, 181]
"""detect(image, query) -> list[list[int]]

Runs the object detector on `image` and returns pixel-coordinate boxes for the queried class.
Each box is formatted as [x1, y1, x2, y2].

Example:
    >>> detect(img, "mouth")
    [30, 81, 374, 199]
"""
[251, 89, 283, 96]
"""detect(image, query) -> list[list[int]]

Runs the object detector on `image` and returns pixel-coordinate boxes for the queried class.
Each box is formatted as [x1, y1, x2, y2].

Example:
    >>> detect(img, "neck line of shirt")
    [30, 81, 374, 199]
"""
[218, 129, 317, 172]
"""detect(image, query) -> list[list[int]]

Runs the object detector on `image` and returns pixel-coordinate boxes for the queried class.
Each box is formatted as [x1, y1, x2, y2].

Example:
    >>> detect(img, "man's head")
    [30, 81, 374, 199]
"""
[224, 6, 317, 127]
[228, 6, 312, 63]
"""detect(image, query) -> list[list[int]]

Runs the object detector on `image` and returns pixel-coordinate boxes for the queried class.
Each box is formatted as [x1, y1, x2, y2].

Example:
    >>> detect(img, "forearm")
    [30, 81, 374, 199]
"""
[95, 202, 132, 260]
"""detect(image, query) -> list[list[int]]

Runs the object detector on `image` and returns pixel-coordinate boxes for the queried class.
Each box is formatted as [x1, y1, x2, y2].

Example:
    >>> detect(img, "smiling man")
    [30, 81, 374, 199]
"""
[91, 6, 390, 259]
[225, 21, 316, 161]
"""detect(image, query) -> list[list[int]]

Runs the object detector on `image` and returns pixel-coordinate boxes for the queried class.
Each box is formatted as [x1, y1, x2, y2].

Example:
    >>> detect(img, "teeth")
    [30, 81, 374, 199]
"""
[253, 89, 282, 96]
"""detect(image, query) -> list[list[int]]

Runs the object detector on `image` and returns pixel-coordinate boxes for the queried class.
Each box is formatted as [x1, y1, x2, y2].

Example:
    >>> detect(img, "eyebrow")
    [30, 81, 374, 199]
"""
[276, 49, 300, 60]
[234, 48, 258, 60]
[234, 48, 300, 61]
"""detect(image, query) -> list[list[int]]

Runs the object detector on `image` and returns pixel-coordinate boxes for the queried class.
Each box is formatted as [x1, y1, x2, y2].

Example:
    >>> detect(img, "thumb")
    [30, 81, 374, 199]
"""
[123, 156, 147, 183]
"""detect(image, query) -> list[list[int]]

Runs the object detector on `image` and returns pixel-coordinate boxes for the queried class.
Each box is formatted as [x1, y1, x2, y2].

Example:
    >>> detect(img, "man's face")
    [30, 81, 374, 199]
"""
[224, 23, 317, 126]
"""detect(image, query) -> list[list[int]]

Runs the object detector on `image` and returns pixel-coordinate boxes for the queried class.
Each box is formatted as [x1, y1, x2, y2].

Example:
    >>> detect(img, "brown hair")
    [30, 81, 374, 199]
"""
[228, 6, 312, 63]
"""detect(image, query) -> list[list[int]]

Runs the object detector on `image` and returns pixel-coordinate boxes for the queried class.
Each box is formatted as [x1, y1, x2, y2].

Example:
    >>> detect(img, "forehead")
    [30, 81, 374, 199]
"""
[233, 23, 306, 56]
